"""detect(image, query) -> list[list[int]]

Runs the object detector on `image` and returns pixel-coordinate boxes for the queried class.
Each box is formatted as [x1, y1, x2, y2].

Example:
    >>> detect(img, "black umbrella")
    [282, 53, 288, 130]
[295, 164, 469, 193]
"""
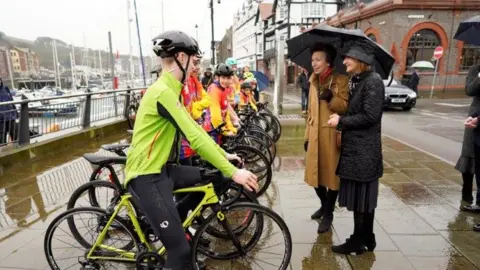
[287, 24, 395, 79]
[454, 15, 480, 46]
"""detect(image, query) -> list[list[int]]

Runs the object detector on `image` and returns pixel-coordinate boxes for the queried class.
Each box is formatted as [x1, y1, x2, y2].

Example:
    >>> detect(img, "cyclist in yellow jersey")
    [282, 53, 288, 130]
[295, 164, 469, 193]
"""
[125, 31, 258, 270]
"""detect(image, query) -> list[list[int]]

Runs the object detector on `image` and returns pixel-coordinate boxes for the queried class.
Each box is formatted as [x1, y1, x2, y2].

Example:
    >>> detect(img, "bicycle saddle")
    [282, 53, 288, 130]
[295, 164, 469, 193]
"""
[101, 143, 130, 152]
[83, 154, 127, 166]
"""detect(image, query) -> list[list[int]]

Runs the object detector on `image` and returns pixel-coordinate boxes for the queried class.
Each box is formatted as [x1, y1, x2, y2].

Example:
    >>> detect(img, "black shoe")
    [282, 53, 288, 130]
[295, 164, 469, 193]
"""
[474, 224, 480, 232]
[460, 204, 480, 213]
[331, 235, 366, 255]
[311, 207, 324, 219]
[317, 213, 333, 233]
[462, 197, 474, 205]
[363, 233, 376, 251]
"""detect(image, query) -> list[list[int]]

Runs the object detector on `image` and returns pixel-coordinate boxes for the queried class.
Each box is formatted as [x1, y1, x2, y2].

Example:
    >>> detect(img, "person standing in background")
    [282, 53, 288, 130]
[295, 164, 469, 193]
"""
[408, 68, 420, 94]
[297, 68, 310, 115]
[201, 67, 213, 90]
[0, 78, 18, 145]
[457, 64, 480, 212]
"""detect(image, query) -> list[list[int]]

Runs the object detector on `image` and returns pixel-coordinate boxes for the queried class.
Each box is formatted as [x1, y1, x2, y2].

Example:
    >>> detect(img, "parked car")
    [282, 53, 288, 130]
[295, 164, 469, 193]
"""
[383, 77, 417, 111]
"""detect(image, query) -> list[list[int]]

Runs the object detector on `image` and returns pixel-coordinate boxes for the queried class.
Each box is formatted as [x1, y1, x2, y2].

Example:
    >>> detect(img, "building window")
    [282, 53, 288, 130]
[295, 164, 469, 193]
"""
[258, 42, 263, 53]
[279, 6, 287, 20]
[406, 29, 440, 68]
[460, 44, 480, 71]
[302, 3, 326, 18]
[367, 33, 377, 43]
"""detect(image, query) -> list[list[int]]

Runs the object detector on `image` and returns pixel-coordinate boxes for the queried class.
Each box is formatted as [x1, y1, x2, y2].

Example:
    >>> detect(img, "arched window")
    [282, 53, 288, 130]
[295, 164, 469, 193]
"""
[460, 44, 480, 71]
[406, 29, 440, 68]
[367, 33, 377, 43]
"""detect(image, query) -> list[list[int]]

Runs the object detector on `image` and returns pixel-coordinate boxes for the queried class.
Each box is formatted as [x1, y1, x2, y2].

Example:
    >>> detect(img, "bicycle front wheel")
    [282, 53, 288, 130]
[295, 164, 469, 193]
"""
[192, 202, 292, 269]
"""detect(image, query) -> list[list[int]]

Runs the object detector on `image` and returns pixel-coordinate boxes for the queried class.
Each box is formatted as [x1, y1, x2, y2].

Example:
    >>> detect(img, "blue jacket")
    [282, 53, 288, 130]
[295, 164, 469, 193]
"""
[0, 83, 18, 121]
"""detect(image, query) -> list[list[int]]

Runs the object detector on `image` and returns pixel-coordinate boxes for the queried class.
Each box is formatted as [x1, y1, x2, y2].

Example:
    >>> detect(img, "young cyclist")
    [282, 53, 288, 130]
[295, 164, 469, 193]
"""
[203, 63, 238, 143]
[179, 52, 212, 165]
[125, 30, 258, 270]
[238, 80, 258, 111]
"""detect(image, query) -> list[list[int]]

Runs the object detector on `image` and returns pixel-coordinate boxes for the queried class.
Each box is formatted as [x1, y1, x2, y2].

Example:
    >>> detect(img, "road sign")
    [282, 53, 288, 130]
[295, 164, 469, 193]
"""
[433, 46, 444, 60]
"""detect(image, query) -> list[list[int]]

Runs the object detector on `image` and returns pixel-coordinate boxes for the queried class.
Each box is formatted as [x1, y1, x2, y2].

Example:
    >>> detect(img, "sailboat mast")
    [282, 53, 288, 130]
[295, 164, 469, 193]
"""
[126, 0, 134, 87]
[98, 50, 105, 88]
[51, 41, 58, 87]
[54, 40, 62, 89]
[71, 44, 77, 90]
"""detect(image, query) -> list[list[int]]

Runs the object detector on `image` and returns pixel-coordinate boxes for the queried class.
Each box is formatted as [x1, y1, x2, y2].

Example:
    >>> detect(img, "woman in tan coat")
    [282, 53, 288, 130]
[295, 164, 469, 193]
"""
[304, 43, 349, 233]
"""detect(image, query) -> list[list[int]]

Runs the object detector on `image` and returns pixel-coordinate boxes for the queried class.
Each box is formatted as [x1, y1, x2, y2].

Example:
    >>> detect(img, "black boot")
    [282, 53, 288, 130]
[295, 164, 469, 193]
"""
[331, 234, 366, 255]
[317, 190, 338, 233]
[311, 186, 327, 219]
[462, 172, 474, 204]
[362, 210, 376, 252]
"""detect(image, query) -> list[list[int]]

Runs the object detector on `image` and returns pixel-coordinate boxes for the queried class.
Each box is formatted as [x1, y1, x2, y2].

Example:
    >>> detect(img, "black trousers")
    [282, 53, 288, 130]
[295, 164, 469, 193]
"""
[0, 120, 18, 144]
[128, 165, 205, 270]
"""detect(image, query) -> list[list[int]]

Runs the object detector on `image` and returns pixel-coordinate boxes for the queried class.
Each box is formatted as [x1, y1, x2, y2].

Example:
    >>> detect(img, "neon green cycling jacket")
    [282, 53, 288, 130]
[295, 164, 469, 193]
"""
[124, 72, 237, 185]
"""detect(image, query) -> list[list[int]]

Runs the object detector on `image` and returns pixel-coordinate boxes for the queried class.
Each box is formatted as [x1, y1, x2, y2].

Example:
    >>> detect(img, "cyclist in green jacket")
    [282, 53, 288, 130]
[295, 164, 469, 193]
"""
[125, 30, 258, 270]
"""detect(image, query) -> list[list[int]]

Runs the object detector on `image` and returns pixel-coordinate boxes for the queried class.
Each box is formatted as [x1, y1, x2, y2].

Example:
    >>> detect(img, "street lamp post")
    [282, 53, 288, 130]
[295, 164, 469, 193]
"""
[209, 0, 217, 65]
[195, 24, 199, 42]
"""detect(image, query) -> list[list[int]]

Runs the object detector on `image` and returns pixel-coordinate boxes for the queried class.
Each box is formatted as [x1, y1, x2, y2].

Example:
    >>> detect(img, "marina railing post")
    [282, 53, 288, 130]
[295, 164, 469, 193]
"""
[124, 89, 131, 119]
[18, 95, 30, 145]
[83, 89, 91, 128]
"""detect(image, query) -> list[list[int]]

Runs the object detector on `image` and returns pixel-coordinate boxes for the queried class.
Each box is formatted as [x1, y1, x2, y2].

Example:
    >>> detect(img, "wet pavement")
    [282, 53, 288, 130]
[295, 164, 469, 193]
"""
[1, 129, 480, 269]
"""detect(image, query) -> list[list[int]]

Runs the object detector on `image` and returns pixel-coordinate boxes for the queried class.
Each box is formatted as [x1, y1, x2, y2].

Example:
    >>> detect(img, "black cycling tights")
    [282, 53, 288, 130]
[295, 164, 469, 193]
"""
[128, 165, 205, 270]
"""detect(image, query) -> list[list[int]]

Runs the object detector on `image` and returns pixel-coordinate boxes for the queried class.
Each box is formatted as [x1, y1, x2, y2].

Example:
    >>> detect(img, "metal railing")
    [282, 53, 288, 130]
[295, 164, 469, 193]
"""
[0, 87, 143, 147]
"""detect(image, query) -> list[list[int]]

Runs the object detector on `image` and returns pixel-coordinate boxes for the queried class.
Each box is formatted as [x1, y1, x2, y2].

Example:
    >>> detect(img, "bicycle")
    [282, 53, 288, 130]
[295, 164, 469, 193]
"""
[127, 91, 142, 129]
[44, 168, 292, 270]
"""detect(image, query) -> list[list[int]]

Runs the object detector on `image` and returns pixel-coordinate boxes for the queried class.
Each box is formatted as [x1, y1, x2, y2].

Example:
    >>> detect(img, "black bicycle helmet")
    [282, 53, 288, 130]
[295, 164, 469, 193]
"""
[214, 63, 234, 77]
[152, 30, 199, 58]
[152, 30, 200, 83]
[240, 82, 252, 89]
[191, 37, 203, 58]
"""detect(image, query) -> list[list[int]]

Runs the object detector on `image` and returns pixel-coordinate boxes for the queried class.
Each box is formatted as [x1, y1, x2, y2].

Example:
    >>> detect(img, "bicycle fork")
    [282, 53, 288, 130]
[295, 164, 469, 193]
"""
[211, 204, 247, 255]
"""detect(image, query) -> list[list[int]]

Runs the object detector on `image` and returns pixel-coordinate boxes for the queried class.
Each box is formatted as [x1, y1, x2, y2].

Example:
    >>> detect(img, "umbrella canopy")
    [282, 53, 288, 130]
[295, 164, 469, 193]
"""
[454, 15, 480, 46]
[251, 71, 269, 91]
[411, 61, 435, 69]
[286, 24, 395, 79]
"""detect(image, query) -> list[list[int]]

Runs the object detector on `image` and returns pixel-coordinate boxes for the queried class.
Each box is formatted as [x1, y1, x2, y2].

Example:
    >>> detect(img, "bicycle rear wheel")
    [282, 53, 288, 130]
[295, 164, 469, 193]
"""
[45, 207, 139, 270]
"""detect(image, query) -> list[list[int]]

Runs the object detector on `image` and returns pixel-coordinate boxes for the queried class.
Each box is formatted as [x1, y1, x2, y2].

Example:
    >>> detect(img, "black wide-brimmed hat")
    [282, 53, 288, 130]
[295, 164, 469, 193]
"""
[343, 39, 375, 66]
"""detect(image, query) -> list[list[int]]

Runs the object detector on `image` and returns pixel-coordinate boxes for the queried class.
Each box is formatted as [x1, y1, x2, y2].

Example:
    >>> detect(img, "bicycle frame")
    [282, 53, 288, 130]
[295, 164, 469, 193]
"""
[85, 182, 222, 262]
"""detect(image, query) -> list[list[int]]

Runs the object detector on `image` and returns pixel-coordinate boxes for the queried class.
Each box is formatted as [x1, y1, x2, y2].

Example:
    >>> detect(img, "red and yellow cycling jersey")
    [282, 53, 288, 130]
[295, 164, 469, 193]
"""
[179, 76, 212, 159]
[239, 91, 257, 111]
[204, 82, 237, 135]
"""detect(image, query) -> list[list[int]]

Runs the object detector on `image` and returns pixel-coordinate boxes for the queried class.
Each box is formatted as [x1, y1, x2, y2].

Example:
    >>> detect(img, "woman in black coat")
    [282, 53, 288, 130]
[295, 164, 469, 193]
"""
[327, 39, 384, 254]
[456, 64, 480, 208]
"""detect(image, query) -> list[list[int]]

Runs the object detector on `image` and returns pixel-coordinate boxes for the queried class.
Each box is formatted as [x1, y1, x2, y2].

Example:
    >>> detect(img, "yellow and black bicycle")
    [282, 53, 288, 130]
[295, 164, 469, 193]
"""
[44, 168, 292, 269]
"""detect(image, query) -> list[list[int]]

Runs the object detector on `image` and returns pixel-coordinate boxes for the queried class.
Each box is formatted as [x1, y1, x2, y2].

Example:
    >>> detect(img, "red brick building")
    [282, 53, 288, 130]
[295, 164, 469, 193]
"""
[325, 0, 480, 95]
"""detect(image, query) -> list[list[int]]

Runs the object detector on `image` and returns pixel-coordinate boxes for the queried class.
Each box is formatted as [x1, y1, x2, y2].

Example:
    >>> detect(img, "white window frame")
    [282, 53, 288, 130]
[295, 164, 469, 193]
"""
[279, 6, 287, 20]
[302, 3, 326, 18]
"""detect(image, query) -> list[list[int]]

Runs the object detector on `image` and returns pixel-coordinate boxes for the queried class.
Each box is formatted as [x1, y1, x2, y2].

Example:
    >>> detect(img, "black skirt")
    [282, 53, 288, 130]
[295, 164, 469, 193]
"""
[338, 178, 378, 213]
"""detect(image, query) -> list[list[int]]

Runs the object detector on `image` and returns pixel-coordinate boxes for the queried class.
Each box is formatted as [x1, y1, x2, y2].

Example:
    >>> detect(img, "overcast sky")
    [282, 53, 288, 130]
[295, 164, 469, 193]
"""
[0, 0, 254, 58]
